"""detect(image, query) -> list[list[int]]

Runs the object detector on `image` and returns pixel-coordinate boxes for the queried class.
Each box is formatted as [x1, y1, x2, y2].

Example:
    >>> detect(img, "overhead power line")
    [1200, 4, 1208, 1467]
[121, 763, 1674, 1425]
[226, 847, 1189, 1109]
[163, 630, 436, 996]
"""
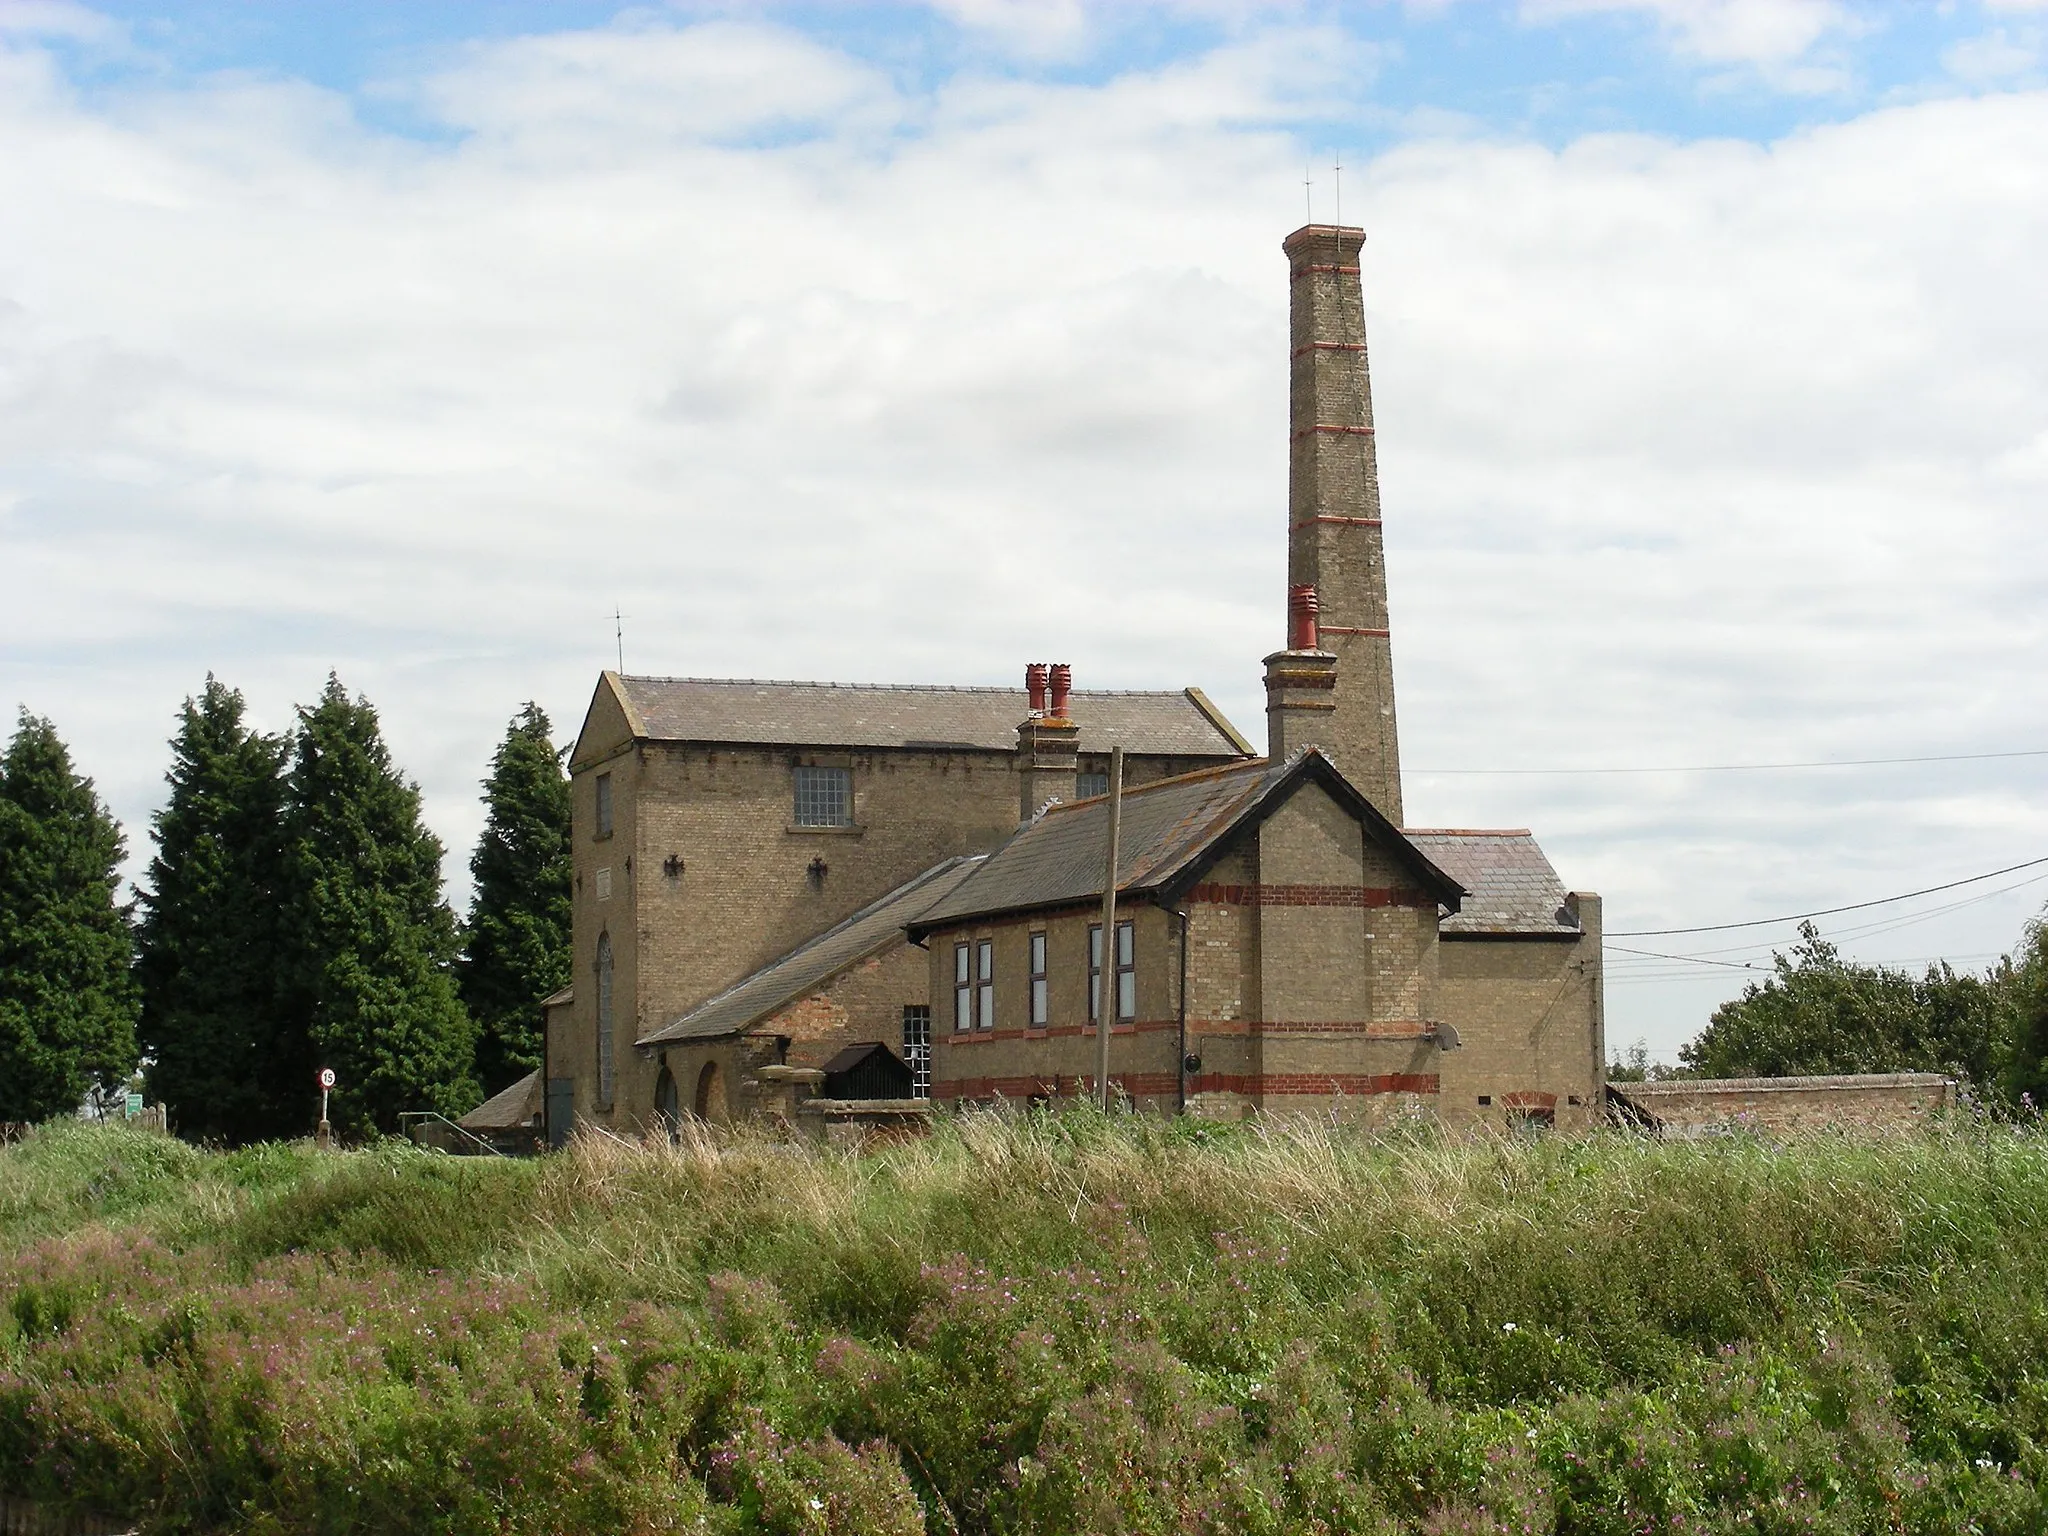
[1608, 854, 2048, 938]
[1410, 747, 2048, 776]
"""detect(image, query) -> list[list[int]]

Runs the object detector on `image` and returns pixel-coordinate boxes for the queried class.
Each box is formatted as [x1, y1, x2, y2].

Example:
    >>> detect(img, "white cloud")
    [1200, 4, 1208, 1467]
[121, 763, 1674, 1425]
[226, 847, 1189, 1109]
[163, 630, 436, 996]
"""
[1520, 0, 1856, 88]
[1, 14, 2045, 1055]
[1945, 27, 2042, 83]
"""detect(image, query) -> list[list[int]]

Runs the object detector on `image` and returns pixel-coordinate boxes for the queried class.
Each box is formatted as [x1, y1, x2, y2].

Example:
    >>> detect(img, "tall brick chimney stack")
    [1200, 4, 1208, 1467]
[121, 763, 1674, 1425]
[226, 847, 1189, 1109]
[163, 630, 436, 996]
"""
[1279, 223, 1403, 825]
[1017, 662, 1080, 821]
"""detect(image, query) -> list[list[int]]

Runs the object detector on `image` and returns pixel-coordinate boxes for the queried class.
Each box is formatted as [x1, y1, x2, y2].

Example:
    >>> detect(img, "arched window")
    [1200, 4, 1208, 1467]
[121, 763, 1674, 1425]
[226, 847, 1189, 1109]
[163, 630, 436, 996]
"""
[654, 1065, 679, 1137]
[694, 1060, 726, 1123]
[595, 931, 615, 1110]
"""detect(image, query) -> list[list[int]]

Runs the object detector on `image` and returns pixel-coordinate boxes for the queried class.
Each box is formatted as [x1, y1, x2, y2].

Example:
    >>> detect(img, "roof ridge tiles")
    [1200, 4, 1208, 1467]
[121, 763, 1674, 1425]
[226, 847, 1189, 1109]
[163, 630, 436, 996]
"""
[619, 674, 1190, 698]
[1405, 827, 1535, 838]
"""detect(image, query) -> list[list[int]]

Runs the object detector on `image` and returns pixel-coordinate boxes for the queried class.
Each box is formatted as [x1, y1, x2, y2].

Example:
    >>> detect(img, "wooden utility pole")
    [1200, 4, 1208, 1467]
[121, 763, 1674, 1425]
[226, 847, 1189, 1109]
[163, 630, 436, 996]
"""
[1096, 746, 1123, 1113]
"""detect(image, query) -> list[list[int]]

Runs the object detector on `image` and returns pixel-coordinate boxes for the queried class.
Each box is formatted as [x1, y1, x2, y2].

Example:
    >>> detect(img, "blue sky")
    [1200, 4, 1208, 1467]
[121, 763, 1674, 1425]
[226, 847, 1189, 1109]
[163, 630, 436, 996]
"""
[52, 1, 2040, 144]
[4, 0, 2047, 1057]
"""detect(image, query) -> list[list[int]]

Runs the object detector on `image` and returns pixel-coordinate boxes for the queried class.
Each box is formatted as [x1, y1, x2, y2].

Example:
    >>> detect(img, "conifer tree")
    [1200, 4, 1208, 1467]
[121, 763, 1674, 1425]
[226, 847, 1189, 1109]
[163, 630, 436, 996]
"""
[135, 678, 292, 1143]
[280, 676, 478, 1135]
[0, 712, 138, 1123]
[461, 703, 571, 1094]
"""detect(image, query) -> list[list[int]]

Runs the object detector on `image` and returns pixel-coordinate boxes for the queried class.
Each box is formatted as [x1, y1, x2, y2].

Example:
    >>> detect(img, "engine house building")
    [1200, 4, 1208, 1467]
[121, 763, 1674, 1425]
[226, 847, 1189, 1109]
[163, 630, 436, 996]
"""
[538, 222, 1607, 1142]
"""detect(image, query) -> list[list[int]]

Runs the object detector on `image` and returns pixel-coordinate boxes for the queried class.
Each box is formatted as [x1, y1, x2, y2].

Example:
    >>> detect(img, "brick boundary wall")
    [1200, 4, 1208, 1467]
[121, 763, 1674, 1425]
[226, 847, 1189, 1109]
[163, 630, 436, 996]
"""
[1611, 1073, 1954, 1136]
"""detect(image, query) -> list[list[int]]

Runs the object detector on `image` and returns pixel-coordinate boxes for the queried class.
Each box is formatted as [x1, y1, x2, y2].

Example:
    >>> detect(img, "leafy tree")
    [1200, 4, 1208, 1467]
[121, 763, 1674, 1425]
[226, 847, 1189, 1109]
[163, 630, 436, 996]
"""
[0, 711, 139, 1122]
[2002, 915, 2048, 1111]
[135, 678, 292, 1144]
[280, 676, 478, 1135]
[1681, 922, 2015, 1092]
[461, 703, 571, 1094]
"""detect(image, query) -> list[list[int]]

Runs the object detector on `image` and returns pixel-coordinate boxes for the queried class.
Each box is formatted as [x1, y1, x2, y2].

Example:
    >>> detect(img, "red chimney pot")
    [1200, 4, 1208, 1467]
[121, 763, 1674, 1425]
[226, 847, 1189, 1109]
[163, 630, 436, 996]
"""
[1288, 585, 1320, 651]
[1025, 663, 1048, 715]
[1048, 663, 1072, 719]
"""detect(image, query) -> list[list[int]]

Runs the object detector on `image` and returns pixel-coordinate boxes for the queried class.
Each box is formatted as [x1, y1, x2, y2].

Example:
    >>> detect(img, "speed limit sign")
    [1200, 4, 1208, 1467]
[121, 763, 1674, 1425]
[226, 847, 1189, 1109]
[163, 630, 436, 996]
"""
[318, 1068, 336, 1090]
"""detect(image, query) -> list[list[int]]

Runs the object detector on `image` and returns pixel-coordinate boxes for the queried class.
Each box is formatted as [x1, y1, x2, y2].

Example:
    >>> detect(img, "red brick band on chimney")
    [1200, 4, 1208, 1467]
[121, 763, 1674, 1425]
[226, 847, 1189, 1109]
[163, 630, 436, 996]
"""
[1291, 342, 1368, 357]
[1292, 424, 1376, 439]
[1291, 265, 1362, 279]
[1317, 626, 1392, 637]
[1291, 516, 1383, 530]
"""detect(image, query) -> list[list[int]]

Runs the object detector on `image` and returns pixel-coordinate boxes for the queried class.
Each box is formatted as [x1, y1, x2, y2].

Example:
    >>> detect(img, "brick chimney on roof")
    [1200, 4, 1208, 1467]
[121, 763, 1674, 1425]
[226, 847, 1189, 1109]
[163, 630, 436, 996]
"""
[1016, 663, 1079, 822]
[1276, 223, 1402, 823]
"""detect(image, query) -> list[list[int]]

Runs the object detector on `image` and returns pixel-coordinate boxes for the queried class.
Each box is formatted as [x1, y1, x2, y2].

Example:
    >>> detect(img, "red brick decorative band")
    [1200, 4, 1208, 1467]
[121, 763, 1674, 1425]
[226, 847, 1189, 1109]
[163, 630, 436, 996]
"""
[1189, 882, 1433, 908]
[1291, 265, 1362, 278]
[1190, 1072, 1438, 1097]
[942, 1019, 1177, 1046]
[1318, 626, 1391, 637]
[935, 1071, 1440, 1101]
[1189, 1018, 1436, 1038]
[1290, 342, 1367, 357]
[1291, 424, 1376, 440]
[1291, 515, 1383, 529]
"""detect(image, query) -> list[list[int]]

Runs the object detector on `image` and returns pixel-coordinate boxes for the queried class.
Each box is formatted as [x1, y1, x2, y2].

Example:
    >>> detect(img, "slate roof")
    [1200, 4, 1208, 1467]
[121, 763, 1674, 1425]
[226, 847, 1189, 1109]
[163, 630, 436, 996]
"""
[638, 855, 985, 1046]
[908, 750, 1464, 936]
[1404, 830, 1580, 937]
[612, 676, 1252, 758]
[459, 1070, 542, 1132]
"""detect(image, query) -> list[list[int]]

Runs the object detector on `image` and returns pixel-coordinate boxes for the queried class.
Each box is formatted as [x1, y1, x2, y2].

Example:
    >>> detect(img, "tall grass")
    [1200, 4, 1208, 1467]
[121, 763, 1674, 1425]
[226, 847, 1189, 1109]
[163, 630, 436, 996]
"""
[3, 1115, 2046, 1533]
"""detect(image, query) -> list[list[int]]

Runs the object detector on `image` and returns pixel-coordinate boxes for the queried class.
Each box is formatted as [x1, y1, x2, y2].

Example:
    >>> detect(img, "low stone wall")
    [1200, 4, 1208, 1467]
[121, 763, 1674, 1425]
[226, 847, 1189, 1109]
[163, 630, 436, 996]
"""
[1609, 1073, 1955, 1137]
[795, 1097, 934, 1149]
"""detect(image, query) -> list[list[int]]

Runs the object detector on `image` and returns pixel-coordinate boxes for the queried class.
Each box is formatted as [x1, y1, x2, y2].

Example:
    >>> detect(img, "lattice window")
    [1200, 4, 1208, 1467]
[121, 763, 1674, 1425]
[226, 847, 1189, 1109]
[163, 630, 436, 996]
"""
[793, 765, 853, 827]
[902, 1006, 932, 1100]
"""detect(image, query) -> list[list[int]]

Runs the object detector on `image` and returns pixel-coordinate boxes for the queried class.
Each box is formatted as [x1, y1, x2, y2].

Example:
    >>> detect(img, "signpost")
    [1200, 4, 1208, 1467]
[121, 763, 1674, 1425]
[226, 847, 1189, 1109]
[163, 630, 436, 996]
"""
[317, 1068, 336, 1149]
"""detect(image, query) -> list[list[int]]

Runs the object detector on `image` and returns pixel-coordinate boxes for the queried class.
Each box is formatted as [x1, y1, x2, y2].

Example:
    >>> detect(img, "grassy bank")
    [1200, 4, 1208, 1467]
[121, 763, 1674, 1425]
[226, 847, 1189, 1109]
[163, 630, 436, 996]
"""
[3, 1116, 2046, 1534]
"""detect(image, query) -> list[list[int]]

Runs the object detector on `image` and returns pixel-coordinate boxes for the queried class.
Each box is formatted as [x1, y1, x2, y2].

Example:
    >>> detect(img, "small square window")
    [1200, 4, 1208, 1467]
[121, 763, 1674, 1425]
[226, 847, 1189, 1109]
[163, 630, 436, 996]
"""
[595, 772, 613, 839]
[1477, 1095, 1492, 1107]
[1076, 771, 1109, 799]
[794, 765, 853, 827]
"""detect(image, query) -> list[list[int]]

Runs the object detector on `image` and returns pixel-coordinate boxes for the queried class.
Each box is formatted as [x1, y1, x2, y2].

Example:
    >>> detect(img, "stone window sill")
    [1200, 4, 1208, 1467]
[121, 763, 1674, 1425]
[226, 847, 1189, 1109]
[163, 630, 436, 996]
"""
[787, 823, 866, 836]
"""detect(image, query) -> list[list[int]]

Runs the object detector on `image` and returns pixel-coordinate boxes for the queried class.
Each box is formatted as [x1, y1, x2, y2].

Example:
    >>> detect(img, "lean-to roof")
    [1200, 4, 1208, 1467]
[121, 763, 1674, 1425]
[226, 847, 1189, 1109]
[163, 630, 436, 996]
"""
[459, 1070, 542, 1132]
[1405, 829, 1582, 938]
[638, 855, 985, 1046]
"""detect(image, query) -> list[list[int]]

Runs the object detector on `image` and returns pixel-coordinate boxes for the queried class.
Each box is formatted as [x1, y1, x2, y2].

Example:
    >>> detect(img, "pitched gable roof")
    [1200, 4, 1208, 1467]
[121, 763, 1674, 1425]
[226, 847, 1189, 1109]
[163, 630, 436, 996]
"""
[1404, 830, 1581, 937]
[638, 855, 985, 1046]
[591, 674, 1251, 759]
[907, 750, 1464, 937]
